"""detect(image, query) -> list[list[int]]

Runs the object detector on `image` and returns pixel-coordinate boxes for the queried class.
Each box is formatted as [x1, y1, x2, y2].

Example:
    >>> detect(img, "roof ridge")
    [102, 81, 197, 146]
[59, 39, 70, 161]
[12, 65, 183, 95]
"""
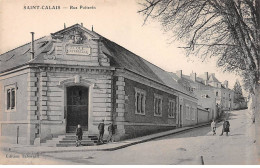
[97, 33, 171, 74]
[0, 36, 47, 57]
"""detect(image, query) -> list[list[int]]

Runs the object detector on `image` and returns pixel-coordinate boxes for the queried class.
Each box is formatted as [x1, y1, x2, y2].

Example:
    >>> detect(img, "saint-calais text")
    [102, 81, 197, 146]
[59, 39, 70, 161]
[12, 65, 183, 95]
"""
[24, 6, 61, 10]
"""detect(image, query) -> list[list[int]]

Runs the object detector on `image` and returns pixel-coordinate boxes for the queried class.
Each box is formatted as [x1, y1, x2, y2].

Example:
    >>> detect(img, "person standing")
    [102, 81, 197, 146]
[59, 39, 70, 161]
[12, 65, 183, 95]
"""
[211, 119, 216, 135]
[98, 119, 105, 143]
[220, 119, 230, 136]
[76, 124, 83, 147]
[107, 123, 115, 142]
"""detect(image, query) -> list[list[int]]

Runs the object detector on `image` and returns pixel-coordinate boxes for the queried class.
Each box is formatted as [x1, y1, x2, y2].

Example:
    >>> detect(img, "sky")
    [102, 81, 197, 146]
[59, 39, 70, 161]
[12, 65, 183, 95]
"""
[0, 0, 242, 91]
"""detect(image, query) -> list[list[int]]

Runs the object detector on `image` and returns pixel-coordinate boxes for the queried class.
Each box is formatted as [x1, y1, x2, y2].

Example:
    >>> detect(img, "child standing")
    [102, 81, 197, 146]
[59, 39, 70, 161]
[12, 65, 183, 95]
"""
[76, 124, 83, 147]
[211, 120, 216, 135]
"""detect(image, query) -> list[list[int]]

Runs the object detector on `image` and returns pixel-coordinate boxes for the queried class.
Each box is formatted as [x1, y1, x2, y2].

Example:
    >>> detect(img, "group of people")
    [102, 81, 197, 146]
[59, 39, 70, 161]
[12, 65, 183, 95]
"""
[211, 119, 230, 136]
[75, 119, 229, 147]
[97, 120, 116, 143]
[75, 120, 116, 147]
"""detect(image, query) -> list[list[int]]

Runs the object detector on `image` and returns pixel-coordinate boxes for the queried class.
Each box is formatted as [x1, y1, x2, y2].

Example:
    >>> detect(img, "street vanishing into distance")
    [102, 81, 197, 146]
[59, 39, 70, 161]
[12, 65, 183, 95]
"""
[1, 109, 257, 165]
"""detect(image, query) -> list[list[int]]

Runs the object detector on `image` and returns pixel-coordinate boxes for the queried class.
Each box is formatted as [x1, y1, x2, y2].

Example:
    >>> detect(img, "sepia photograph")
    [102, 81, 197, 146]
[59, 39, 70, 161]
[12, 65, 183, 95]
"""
[0, 0, 259, 165]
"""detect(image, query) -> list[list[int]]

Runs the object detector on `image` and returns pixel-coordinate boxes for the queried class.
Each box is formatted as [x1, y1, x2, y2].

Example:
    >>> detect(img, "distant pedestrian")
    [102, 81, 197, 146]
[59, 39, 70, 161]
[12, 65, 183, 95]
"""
[220, 119, 230, 136]
[98, 119, 105, 143]
[211, 119, 216, 135]
[107, 123, 115, 142]
[76, 124, 83, 147]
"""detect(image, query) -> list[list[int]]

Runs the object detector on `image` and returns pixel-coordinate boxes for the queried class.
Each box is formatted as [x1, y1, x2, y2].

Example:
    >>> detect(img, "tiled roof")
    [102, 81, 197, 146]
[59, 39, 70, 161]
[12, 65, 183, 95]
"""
[0, 36, 50, 72]
[0, 24, 196, 98]
[101, 37, 194, 97]
[101, 38, 163, 83]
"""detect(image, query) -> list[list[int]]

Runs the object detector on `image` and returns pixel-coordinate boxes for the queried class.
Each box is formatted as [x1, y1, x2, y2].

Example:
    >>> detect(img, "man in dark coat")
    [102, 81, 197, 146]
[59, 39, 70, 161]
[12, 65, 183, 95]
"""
[220, 119, 230, 136]
[98, 120, 105, 143]
[76, 124, 83, 147]
[107, 123, 115, 142]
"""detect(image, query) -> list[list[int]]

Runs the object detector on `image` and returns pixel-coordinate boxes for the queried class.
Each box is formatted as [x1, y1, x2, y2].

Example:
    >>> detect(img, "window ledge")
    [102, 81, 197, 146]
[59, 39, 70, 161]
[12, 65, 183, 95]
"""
[135, 112, 145, 116]
[5, 109, 16, 113]
[154, 114, 162, 117]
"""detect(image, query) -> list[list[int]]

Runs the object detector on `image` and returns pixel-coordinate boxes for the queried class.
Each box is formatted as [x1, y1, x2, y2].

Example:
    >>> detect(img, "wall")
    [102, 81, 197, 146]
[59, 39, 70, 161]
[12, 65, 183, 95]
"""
[114, 77, 177, 139]
[0, 68, 29, 144]
[36, 66, 113, 142]
[197, 89, 216, 119]
[197, 108, 210, 123]
[124, 78, 177, 125]
[181, 97, 198, 126]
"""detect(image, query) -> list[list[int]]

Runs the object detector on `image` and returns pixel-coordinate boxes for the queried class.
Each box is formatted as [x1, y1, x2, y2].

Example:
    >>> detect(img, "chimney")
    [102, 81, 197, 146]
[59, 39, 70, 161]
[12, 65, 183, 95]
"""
[224, 80, 228, 88]
[30, 32, 35, 60]
[176, 70, 182, 78]
[64, 23, 66, 29]
[190, 72, 196, 82]
[202, 72, 208, 81]
[81, 23, 83, 26]
[92, 25, 94, 31]
[204, 80, 208, 86]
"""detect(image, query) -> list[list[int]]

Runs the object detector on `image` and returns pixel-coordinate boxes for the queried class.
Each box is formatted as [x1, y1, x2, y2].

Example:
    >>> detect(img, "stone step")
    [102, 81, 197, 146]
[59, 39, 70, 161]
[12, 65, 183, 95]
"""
[56, 142, 96, 147]
[62, 136, 98, 140]
[59, 140, 98, 143]
[41, 134, 100, 147]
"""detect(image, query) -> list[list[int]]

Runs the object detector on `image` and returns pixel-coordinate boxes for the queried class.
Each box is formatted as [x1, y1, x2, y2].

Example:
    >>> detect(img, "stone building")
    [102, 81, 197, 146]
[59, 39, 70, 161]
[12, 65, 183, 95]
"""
[171, 71, 235, 119]
[0, 24, 207, 145]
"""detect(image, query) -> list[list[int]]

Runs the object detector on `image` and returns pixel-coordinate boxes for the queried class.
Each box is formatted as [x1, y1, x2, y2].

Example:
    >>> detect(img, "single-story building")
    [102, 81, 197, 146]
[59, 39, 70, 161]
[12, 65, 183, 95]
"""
[0, 24, 208, 145]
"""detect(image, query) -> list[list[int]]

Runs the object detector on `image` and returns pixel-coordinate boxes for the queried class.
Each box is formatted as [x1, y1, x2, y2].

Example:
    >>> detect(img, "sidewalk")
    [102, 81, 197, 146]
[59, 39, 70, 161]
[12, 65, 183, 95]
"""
[1, 122, 210, 154]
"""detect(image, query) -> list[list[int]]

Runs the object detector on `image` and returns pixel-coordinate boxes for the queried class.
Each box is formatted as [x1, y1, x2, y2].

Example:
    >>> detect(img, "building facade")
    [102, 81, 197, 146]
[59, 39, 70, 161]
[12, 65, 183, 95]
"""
[171, 71, 235, 120]
[0, 24, 205, 145]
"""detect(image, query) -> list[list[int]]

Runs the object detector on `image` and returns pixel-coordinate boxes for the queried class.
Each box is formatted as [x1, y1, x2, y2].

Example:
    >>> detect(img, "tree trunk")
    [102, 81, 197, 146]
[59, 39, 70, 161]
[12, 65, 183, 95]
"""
[254, 83, 260, 163]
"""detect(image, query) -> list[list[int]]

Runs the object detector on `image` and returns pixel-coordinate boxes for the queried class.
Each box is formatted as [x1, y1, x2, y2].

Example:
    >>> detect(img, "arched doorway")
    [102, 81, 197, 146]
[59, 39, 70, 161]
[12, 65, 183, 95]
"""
[66, 86, 89, 132]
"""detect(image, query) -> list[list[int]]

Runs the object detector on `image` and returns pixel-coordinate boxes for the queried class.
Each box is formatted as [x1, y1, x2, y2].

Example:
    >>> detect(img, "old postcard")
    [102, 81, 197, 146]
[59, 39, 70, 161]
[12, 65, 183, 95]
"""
[0, 0, 259, 165]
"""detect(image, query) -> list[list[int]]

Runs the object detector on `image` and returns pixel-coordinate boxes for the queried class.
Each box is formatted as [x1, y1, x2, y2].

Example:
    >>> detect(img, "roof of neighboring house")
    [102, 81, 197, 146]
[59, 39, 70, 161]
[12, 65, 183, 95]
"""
[208, 74, 220, 83]
[0, 24, 195, 98]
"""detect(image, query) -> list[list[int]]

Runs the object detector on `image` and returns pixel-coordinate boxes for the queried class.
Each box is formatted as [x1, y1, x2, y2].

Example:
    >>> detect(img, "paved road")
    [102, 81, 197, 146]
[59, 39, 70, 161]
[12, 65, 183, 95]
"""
[2, 109, 257, 165]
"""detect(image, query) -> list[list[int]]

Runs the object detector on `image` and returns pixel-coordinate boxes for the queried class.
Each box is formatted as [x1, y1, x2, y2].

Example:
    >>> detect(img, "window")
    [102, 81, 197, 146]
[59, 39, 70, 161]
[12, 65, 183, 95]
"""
[186, 105, 190, 120]
[168, 99, 176, 118]
[216, 91, 218, 97]
[154, 94, 163, 117]
[5, 84, 17, 112]
[135, 88, 146, 115]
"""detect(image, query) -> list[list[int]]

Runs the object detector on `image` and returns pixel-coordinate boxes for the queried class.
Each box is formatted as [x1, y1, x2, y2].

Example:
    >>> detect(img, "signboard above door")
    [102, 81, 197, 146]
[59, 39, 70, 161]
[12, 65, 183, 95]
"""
[65, 44, 91, 56]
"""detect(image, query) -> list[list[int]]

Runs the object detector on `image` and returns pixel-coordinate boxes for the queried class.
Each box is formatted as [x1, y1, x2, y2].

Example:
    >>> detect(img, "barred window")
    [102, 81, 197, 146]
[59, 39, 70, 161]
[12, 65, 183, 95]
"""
[135, 88, 146, 115]
[5, 84, 16, 112]
[168, 99, 176, 118]
[154, 94, 163, 117]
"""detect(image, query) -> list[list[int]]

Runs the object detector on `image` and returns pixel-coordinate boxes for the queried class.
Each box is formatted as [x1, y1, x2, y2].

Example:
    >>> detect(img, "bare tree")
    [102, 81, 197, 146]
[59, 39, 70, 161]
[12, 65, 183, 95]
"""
[138, 0, 259, 120]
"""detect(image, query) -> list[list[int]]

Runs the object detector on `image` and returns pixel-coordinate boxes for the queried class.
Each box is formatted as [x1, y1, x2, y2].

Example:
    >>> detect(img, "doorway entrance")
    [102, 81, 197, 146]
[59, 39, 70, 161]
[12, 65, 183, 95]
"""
[66, 86, 89, 132]
[179, 105, 183, 127]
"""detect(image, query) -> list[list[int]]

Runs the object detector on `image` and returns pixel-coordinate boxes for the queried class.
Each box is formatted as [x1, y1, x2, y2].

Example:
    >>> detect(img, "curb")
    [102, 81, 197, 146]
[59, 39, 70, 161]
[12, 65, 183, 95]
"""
[4, 122, 211, 154]
[101, 122, 211, 151]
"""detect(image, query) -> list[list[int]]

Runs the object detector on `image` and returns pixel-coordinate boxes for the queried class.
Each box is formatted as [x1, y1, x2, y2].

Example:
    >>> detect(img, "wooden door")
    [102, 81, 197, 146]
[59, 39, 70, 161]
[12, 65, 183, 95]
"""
[66, 86, 88, 132]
